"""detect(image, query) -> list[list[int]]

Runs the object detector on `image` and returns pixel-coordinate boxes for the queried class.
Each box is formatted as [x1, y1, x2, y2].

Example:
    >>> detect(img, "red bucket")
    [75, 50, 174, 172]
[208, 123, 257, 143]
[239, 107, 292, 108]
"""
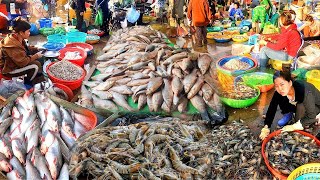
[58, 47, 87, 66]
[74, 109, 97, 131]
[53, 83, 74, 101]
[262, 130, 320, 180]
[46, 62, 86, 90]
[65, 42, 93, 55]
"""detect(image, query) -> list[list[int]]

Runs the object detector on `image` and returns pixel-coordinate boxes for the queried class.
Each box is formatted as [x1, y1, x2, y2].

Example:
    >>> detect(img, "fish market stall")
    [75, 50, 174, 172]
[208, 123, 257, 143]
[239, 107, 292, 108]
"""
[77, 26, 227, 125]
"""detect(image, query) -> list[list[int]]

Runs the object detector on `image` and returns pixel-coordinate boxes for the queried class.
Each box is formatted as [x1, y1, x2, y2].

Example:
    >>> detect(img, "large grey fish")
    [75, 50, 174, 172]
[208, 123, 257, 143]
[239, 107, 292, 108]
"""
[10, 156, 25, 177]
[92, 95, 118, 111]
[190, 95, 210, 121]
[127, 79, 150, 86]
[61, 128, 76, 149]
[57, 163, 69, 180]
[172, 76, 184, 105]
[146, 77, 163, 95]
[162, 79, 174, 109]
[0, 136, 12, 159]
[0, 152, 12, 172]
[92, 80, 115, 91]
[91, 90, 113, 100]
[178, 58, 192, 73]
[201, 83, 214, 101]
[110, 85, 133, 95]
[112, 92, 135, 112]
[138, 94, 147, 110]
[45, 138, 62, 180]
[156, 48, 165, 65]
[74, 119, 88, 139]
[162, 52, 188, 65]
[34, 93, 50, 125]
[147, 95, 154, 112]
[198, 54, 212, 75]
[26, 159, 42, 180]
[60, 106, 75, 138]
[40, 130, 55, 155]
[187, 77, 204, 99]
[183, 69, 198, 93]
[116, 78, 132, 85]
[178, 97, 188, 113]
[0, 102, 13, 122]
[31, 148, 53, 180]
[90, 73, 112, 81]
[25, 119, 40, 153]
[152, 91, 163, 112]
[79, 85, 94, 108]
[130, 72, 149, 80]
[11, 137, 26, 164]
[0, 117, 12, 137]
[6, 170, 23, 180]
[96, 50, 118, 61]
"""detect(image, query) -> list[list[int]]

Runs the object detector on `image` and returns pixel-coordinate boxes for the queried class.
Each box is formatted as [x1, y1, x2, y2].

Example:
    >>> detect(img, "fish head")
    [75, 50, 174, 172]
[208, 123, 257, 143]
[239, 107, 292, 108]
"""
[40, 143, 49, 155]
[4, 148, 12, 159]
[49, 158, 58, 180]
[0, 160, 12, 172]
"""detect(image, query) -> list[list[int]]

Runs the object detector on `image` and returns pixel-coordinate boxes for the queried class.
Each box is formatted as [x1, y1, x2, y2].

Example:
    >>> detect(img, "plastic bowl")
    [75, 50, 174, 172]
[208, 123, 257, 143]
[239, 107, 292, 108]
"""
[214, 37, 232, 43]
[47, 34, 67, 44]
[65, 42, 93, 56]
[66, 32, 87, 43]
[262, 130, 320, 180]
[53, 83, 74, 101]
[217, 55, 256, 72]
[75, 109, 98, 130]
[235, 72, 274, 93]
[232, 35, 249, 43]
[207, 32, 222, 39]
[43, 42, 66, 51]
[220, 86, 260, 108]
[207, 26, 223, 32]
[58, 47, 87, 66]
[46, 62, 86, 90]
[87, 29, 105, 37]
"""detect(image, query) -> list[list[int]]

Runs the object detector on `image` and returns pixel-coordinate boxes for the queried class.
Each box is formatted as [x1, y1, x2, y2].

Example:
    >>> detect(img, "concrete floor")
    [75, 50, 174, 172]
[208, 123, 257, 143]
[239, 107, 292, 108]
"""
[27, 28, 319, 137]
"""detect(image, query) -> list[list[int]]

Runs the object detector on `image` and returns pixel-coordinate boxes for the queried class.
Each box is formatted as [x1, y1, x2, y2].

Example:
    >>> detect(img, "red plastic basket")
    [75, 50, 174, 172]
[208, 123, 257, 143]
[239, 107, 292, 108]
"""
[262, 130, 320, 180]
[46, 62, 86, 90]
[74, 110, 97, 131]
[87, 30, 105, 37]
[53, 83, 74, 101]
[58, 47, 87, 66]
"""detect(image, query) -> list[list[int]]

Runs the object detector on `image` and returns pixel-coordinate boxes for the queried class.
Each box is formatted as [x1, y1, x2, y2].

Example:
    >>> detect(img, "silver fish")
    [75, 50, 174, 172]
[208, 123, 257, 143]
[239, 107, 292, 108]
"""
[92, 80, 115, 91]
[61, 128, 76, 149]
[92, 95, 118, 111]
[0, 102, 13, 122]
[45, 137, 62, 180]
[31, 148, 53, 180]
[57, 163, 69, 180]
[60, 106, 75, 138]
[110, 85, 133, 95]
[10, 156, 25, 177]
[26, 159, 41, 180]
[74, 120, 88, 139]
[91, 90, 113, 100]
[112, 92, 135, 112]
[0, 117, 12, 136]
[0, 152, 12, 172]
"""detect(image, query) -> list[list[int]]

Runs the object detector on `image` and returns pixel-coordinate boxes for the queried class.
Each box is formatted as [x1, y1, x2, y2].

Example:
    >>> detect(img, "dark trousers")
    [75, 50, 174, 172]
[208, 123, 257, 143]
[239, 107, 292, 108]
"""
[76, 10, 84, 31]
[4, 60, 41, 82]
[295, 103, 320, 126]
[195, 26, 207, 46]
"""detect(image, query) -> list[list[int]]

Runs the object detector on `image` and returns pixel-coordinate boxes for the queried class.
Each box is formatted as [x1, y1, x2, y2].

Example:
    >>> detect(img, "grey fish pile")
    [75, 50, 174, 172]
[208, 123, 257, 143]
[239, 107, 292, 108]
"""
[69, 119, 272, 179]
[79, 26, 223, 121]
[0, 91, 89, 179]
[266, 132, 320, 175]
[48, 60, 83, 81]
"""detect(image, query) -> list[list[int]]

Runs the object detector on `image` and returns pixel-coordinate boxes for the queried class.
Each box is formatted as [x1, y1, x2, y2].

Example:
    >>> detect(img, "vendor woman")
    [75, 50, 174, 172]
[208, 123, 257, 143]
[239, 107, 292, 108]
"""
[0, 17, 43, 84]
[260, 70, 320, 140]
[299, 15, 320, 38]
[258, 11, 302, 70]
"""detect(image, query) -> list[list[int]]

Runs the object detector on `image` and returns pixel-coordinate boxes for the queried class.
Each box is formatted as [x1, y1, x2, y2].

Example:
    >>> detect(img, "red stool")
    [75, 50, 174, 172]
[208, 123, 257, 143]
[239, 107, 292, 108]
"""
[0, 68, 12, 80]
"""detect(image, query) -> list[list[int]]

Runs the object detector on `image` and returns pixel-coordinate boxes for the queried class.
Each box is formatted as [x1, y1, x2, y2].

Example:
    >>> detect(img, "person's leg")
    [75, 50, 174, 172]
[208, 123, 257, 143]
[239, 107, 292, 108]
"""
[5, 60, 41, 81]
[259, 46, 293, 67]
[195, 26, 203, 47]
[75, 10, 84, 31]
[202, 26, 207, 44]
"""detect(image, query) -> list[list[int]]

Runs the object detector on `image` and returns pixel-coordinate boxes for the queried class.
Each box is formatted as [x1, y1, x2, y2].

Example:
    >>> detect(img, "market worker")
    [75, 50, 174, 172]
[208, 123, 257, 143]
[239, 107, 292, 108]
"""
[0, 17, 43, 84]
[229, 2, 244, 21]
[71, 0, 86, 31]
[260, 70, 320, 140]
[251, 0, 272, 33]
[299, 15, 320, 38]
[187, 0, 212, 47]
[258, 11, 301, 70]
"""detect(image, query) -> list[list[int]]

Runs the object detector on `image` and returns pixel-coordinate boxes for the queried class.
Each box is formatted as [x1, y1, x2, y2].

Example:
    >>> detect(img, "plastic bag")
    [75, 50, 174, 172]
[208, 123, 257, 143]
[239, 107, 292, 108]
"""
[120, 18, 128, 29]
[95, 8, 103, 26]
[0, 79, 26, 99]
[303, 45, 320, 57]
[204, 104, 229, 127]
[126, 6, 140, 24]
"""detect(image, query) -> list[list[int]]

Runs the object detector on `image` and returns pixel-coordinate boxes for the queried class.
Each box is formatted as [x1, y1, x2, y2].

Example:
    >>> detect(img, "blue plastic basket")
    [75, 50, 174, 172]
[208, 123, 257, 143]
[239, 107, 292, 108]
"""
[38, 18, 52, 28]
[47, 34, 67, 44]
[66, 32, 87, 43]
[42, 42, 66, 51]
[248, 34, 259, 45]
[218, 56, 255, 70]
[296, 173, 320, 180]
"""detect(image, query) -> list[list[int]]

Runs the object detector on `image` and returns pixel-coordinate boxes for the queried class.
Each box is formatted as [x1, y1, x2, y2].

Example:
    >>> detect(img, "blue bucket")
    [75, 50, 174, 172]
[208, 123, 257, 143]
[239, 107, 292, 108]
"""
[39, 18, 52, 28]
[218, 56, 255, 70]
[42, 42, 66, 51]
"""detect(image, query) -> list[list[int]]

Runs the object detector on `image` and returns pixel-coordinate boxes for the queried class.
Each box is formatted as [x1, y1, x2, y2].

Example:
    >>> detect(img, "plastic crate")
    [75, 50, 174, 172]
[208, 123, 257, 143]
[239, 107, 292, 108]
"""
[289, 164, 320, 180]
[38, 18, 52, 28]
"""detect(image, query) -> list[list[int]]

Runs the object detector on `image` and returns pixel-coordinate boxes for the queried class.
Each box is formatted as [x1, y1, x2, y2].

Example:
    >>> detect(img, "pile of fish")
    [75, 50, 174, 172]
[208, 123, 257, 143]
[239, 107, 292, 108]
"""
[79, 26, 224, 122]
[0, 91, 90, 179]
[265, 132, 320, 175]
[221, 83, 259, 99]
[48, 60, 83, 81]
[222, 58, 251, 71]
[64, 51, 82, 60]
[69, 119, 272, 179]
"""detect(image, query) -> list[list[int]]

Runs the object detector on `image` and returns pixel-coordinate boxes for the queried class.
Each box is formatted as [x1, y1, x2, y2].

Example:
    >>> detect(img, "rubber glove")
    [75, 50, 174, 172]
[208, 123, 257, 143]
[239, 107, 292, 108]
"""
[281, 120, 304, 132]
[259, 125, 270, 140]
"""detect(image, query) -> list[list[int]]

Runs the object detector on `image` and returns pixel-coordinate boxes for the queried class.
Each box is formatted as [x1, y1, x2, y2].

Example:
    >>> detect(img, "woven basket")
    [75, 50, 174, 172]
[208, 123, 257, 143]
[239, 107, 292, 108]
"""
[288, 163, 320, 180]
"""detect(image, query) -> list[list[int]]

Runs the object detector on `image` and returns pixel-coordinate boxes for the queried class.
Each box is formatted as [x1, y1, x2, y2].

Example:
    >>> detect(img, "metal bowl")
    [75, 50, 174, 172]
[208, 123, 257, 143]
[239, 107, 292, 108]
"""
[44, 51, 60, 58]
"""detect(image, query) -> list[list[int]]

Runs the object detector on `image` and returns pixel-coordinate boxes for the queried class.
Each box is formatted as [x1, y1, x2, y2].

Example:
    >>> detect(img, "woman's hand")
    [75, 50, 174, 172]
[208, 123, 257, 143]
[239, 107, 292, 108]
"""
[36, 51, 43, 58]
[259, 125, 270, 140]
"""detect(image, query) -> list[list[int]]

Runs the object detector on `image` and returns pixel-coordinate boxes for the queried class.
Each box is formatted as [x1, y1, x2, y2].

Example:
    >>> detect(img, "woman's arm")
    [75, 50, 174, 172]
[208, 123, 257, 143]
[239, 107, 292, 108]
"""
[300, 92, 318, 127]
[264, 92, 281, 127]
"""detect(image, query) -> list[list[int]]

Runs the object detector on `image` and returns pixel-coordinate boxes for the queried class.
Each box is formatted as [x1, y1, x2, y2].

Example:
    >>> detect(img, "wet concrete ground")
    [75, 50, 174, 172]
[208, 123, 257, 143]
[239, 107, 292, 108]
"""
[27, 26, 319, 137]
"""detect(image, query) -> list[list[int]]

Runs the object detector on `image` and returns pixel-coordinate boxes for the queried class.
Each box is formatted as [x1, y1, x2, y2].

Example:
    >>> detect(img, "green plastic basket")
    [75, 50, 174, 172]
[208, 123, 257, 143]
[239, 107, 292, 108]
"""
[235, 72, 274, 93]
[220, 86, 260, 108]
[207, 26, 223, 32]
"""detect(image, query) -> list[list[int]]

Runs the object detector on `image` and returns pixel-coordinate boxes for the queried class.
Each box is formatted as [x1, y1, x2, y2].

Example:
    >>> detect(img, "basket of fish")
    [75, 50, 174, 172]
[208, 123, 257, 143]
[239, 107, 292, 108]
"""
[223, 30, 240, 36]
[207, 26, 223, 32]
[287, 163, 320, 180]
[87, 28, 105, 37]
[235, 72, 274, 93]
[207, 32, 222, 39]
[213, 34, 232, 43]
[262, 130, 320, 180]
[0, 90, 97, 179]
[217, 55, 258, 76]
[86, 34, 100, 44]
[219, 83, 260, 108]
[232, 34, 249, 43]
[65, 42, 94, 56]
[58, 47, 87, 66]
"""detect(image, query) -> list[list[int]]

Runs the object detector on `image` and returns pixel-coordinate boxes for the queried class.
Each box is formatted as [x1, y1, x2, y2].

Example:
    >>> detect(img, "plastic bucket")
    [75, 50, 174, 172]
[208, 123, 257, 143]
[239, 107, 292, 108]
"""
[65, 42, 93, 56]
[66, 32, 87, 43]
[39, 18, 52, 28]
[47, 34, 67, 44]
[53, 83, 74, 101]
[46, 62, 86, 90]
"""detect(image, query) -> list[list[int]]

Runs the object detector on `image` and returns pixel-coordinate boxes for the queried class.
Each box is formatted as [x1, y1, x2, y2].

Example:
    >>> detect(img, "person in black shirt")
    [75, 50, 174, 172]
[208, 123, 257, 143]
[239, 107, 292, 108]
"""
[260, 70, 320, 140]
[71, 0, 86, 31]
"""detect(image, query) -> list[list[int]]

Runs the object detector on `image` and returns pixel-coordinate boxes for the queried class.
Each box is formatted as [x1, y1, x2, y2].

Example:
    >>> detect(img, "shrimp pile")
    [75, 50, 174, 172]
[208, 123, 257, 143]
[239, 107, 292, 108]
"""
[69, 120, 272, 179]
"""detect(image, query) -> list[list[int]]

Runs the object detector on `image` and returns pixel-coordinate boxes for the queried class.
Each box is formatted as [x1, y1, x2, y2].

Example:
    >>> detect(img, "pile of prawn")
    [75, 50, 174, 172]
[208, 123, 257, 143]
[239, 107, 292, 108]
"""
[69, 120, 272, 179]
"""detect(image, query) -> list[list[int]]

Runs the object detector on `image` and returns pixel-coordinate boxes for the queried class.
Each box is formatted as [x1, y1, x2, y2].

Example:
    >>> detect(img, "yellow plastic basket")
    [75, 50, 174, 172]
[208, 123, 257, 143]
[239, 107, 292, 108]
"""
[287, 163, 320, 180]
[269, 59, 293, 71]
[306, 70, 320, 91]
